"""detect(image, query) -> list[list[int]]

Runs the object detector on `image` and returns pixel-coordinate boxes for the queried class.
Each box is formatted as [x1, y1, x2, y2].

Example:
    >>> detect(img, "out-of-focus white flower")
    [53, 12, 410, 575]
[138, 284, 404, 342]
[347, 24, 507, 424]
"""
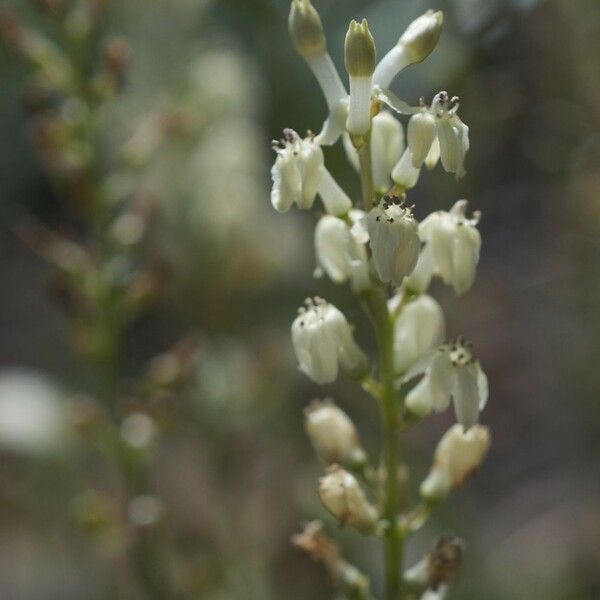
[314, 212, 370, 292]
[420, 424, 491, 502]
[405, 339, 488, 430]
[407, 200, 482, 295]
[271, 129, 352, 215]
[291, 297, 368, 385]
[344, 19, 376, 136]
[128, 495, 163, 527]
[366, 195, 420, 287]
[120, 412, 155, 449]
[318, 465, 378, 533]
[0, 370, 70, 457]
[344, 111, 404, 191]
[393, 295, 445, 374]
[304, 398, 366, 467]
[373, 10, 444, 88]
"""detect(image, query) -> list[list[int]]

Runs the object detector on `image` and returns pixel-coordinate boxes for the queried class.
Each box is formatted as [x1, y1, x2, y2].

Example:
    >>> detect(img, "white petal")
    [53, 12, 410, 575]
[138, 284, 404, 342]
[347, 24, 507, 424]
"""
[346, 76, 373, 136]
[436, 119, 463, 176]
[373, 46, 411, 88]
[452, 363, 481, 430]
[407, 111, 437, 167]
[392, 147, 421, 189]
[374, 86, 420, 115]
[371, 111, 404, 190]
[404, 244, 435, 294]
[315, 98, 349, 146]
[306, 52, 347, 109]
[424, 137, 440, 170]
[270, 155, 301, 212]
[394, 295, 445, 373]
[314, 216, 352, 284]
[317, 167, 352, 216]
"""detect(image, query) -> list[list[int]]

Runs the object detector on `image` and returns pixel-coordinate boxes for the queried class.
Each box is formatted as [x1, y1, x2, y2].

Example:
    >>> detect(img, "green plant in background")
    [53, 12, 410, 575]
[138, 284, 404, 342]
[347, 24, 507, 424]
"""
[277, 2, 491, 598]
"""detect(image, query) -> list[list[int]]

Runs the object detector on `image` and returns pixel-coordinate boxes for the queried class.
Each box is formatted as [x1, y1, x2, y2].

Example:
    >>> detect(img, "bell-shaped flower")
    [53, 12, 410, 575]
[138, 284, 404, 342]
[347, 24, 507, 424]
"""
[304, 398, 366, 467]
[271, 129, 352, 215]
[404, 338, 488, 430]
[408, 92, 469, 177]
[343, 111, 404, 192]
[392, 294, 445, 374]
[314, 212, 371, 292]
[318, 465, 378, 533]
[373, 10, 444, 88]
[366, 195, 420, 287]
[420, 424, 491, 502]
[406, 200, 481, 295]
[291, 297, 368, 385]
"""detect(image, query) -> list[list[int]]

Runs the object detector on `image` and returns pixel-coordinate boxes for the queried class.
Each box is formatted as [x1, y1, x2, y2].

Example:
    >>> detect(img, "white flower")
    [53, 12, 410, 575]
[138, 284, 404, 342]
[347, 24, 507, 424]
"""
[373, 10, 444, 88]
[291, 297, 368, 384]
[406, 200, 481, 295]
[393, 294, 445, 374]
[343, 111, 404, 191]
[314, 212, 370, 292]
[318, 465, 378, 533]
[391, 147, 421, 190]
[0, 370, 71, 457]
[405, 338, 489, 430]
[407, 92, 469, 178]
[420, 424, 491, 501]
[271, 129, 352, 215]
[366, 195, 420, 287]
[304, 398, 366, 467]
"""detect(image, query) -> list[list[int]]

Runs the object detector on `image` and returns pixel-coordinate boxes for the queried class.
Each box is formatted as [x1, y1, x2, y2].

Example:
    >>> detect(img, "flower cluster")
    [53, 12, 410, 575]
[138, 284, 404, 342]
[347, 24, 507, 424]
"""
[271, 2, 492, 598]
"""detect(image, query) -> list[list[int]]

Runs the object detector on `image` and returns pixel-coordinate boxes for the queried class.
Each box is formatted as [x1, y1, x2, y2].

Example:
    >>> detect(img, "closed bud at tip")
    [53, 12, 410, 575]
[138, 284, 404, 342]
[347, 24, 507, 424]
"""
[289, 0, 326, 57]
[400, 10, 443, 64]
[318, 465, 378, 533]
[304, 399, 366, 468]
[344, 19, 376, 77]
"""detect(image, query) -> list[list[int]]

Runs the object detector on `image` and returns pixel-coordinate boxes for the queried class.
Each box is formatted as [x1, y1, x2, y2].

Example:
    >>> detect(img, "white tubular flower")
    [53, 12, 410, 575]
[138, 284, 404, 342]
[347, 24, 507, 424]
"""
[405, 338, 489, 430]
[393, 295, 445, 374]
[291, 297, 368, 385]
[344, 20, 376, 136]
[407, 92, 469, 177]
[420, 424, 491, 502]
[366, 195, 420, 287]
[315, 213, 371, 292]
[289, 0, 347, 110]
[373, 10, 444, 88]
[304, 399, 366, 467]
[318, 465, 378, 533]
[343, 111, 404, 191]
[271, 129, 352, 215]
[406, 200, 482, 295]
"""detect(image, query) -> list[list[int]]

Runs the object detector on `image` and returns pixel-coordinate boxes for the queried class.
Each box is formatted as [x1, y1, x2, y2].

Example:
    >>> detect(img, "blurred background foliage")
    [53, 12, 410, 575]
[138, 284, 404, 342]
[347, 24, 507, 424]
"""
[0, 0, 598, 598]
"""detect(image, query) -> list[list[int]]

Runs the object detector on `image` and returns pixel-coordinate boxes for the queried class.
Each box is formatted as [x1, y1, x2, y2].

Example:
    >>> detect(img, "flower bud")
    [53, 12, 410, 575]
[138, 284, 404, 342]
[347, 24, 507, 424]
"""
[305, 399, 366, 467]
[399, 10, 443, 65]
[407, 111, 437, 167]
[344, 19, 376, 78]
[345, 19, 376, 136]
[288, 0, 326, 58]
[318, 465, 378, 533]
[420, 424, 490, 502]
[393, 295, 445, 374]
[366, 194, 420, 287]
[373, 10, 443, 88]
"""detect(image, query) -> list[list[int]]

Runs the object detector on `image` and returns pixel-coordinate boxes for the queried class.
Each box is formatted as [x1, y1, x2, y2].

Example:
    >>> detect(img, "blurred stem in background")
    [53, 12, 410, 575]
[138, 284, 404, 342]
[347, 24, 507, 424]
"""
[0, 1, 172, 596]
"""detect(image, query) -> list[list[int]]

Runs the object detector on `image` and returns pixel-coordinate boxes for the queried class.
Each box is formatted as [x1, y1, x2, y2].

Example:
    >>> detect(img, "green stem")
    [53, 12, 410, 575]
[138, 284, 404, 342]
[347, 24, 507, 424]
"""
[357, 136, 403, 598]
